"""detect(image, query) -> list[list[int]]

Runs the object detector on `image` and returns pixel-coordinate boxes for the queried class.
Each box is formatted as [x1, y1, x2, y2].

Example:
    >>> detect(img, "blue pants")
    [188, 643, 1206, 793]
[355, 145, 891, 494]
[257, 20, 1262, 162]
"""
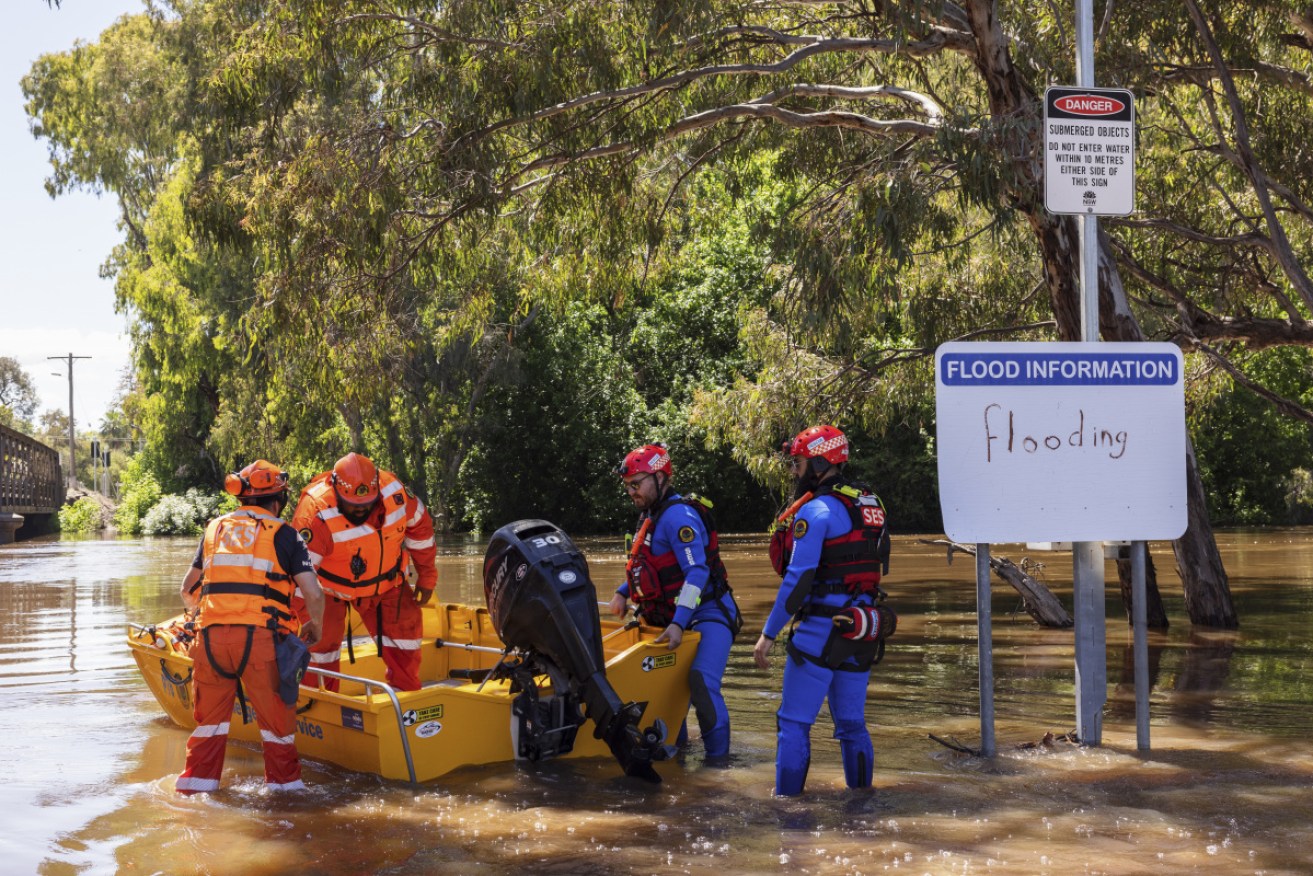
[685, 616, 735, 758]
[775, 652, 873, 796]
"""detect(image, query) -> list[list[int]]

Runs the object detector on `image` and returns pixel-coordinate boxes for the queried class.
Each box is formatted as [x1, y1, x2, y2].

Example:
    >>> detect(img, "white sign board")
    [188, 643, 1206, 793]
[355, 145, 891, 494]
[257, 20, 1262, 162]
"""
[935, 342, 1186, 543]
[1044, 86, 1135, 216]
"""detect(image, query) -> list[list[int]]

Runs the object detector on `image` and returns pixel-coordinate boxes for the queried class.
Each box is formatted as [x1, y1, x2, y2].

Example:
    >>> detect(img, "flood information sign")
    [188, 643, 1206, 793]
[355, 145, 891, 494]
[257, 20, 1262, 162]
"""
[935, 342, 1185, 543]
[1044, 86, 1134, 216]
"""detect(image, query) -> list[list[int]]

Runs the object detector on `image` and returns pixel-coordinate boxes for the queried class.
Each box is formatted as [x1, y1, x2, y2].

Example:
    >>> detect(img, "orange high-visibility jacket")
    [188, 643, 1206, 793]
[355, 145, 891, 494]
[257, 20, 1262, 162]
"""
[199, 507, 297, 632]
[293, 470, 438, 600]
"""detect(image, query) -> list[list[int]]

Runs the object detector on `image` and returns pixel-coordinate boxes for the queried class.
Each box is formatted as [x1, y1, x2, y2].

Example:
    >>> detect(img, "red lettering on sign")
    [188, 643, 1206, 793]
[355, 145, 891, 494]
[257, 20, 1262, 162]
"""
[1054, 96, 1126, 116]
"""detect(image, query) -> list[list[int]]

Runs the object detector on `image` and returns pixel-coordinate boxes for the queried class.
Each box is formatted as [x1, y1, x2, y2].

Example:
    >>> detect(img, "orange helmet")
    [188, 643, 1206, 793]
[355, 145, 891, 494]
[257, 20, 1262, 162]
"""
[787, 425, 849, 466]
[224, 459, 289, 499]
[616, 443, 672, 478]
[331, 452, 380, 506]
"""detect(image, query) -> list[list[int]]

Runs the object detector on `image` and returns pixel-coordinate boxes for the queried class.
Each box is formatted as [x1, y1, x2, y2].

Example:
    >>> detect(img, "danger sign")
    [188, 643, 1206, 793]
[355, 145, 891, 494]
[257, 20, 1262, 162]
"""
[1044, 86, 1135, 216]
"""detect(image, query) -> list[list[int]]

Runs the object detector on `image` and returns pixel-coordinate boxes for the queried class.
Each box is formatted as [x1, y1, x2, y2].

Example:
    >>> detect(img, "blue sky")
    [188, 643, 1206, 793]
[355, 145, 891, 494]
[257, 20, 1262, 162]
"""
[1, 1, 145, 430]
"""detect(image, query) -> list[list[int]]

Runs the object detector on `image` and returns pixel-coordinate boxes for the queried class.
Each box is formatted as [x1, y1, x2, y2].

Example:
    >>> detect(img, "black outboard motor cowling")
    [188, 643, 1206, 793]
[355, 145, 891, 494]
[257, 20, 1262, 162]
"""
[483, 519, 669, 782]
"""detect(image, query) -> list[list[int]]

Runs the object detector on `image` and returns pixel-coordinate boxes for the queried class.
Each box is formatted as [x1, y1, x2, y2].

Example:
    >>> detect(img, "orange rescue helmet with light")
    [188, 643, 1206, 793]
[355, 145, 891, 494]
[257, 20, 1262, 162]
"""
[331, 452, 381, 507]
[224, 459, 290, 499]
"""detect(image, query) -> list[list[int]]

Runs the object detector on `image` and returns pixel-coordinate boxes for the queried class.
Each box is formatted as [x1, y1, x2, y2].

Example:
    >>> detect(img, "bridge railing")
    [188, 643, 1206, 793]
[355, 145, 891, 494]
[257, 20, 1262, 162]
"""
[0, 423, 64, 514]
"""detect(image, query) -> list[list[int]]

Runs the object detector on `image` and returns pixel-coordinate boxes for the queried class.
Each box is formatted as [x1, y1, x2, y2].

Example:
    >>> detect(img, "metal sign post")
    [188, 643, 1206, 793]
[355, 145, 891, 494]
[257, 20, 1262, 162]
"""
[1073, 0, 1107, 747]
[976, 544, 995, 756]
[935, 342, 1185, 752]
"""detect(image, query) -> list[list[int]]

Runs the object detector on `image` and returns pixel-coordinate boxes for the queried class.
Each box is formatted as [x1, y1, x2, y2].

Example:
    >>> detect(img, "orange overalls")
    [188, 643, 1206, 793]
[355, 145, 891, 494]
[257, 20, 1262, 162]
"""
[177, 507, 303, 793]
[293, 471, 438, 691]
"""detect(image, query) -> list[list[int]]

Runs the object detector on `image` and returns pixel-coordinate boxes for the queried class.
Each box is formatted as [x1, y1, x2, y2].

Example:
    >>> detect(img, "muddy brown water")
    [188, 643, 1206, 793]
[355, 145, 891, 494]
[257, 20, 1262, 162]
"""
[2, 530, 1311, 874]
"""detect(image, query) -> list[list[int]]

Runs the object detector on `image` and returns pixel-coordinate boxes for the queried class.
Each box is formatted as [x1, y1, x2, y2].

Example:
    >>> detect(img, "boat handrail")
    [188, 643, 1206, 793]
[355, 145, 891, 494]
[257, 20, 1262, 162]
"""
[300, 668, 418, 785]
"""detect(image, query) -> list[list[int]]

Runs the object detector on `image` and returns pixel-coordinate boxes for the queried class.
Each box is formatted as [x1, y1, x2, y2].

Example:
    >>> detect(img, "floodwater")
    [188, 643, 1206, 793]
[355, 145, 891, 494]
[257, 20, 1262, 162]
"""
[2, 529, 1312, 875]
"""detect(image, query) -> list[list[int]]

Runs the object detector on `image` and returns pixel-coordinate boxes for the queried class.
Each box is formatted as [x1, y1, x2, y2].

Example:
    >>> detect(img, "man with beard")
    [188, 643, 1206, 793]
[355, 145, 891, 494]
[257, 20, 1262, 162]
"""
[293, 452, 438, 692]
[609, 443, 742, 760]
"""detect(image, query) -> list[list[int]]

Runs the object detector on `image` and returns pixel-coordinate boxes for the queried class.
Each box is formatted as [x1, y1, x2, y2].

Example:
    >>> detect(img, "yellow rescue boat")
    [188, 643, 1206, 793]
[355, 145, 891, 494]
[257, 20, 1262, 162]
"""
[127, 519, 697, 783]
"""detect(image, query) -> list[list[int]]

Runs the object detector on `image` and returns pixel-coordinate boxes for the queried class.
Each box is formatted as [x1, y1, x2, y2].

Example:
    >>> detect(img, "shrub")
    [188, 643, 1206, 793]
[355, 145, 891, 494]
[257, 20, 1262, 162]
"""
[58, 497, 103, 534]
[140, 488, 237, 535]
[114, 455, 162, 535]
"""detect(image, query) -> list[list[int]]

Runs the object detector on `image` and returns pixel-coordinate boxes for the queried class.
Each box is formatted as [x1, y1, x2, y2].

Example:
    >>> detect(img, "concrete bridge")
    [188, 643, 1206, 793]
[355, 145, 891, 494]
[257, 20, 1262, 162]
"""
[0, 423, 63, 544]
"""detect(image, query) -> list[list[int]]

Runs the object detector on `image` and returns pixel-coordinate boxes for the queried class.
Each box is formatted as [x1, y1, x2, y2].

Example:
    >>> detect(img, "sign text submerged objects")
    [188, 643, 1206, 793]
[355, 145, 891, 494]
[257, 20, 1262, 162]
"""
[1044, 86, 1135, 216]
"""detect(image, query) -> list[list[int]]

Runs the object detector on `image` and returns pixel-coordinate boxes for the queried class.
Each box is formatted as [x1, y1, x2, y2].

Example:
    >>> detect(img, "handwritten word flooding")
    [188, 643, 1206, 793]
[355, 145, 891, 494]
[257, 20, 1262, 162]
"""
[983, 405, 1127, 461]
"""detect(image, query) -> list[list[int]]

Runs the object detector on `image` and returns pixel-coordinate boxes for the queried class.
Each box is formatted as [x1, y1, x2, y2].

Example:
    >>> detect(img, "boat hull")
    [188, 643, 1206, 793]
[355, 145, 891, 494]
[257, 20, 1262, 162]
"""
[128, 603, 696, 782]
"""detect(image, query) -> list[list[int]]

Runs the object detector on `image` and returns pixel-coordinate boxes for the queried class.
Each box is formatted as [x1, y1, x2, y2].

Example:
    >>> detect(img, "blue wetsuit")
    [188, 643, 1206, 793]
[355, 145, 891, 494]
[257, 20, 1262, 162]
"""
[763, 489, 877, 796]
[618, 493, 739, 758]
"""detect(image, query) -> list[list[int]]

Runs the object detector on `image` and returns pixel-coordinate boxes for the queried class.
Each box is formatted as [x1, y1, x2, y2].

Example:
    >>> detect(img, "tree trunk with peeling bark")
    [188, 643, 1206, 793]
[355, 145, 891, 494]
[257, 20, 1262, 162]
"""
[963, 0, 1237, 629]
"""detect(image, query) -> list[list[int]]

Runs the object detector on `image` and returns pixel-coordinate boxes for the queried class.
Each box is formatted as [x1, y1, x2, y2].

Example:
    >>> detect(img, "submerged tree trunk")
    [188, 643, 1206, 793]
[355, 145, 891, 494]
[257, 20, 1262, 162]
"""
[929, 540, 1073, 627]
[1114, 544, 1169, 630]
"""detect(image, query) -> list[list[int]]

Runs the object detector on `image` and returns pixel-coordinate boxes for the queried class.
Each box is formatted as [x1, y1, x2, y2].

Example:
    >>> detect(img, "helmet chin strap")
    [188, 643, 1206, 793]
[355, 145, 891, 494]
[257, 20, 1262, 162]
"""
[654, 473, 672, 499]
[794, 460, 838, 498]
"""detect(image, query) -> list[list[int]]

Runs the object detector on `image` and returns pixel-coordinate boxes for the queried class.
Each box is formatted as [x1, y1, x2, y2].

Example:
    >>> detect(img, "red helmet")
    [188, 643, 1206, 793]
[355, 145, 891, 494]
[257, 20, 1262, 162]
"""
[331, 452, 380, 506]
[224, 459, 289, 499]
[616, 443, 672, 478]
[787, 425, 849, 465]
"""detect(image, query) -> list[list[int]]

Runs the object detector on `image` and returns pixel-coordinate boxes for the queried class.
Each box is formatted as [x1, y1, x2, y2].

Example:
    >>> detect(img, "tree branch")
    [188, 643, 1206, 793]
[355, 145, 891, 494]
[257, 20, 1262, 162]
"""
[462, 31, 971, 147]
[1183, 0, 1313, 310]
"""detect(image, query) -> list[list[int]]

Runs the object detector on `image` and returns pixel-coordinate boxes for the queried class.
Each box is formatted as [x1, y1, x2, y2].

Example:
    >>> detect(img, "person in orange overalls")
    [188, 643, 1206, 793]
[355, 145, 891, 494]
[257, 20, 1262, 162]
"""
[176, 459, 325, 794]
[292, 452, 438, 692]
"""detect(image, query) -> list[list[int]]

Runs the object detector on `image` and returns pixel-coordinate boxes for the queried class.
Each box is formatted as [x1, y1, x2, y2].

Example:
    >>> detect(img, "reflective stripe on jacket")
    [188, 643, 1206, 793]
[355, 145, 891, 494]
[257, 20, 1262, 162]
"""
[295, 470, 439, 599]
[199, 507, 296, 632]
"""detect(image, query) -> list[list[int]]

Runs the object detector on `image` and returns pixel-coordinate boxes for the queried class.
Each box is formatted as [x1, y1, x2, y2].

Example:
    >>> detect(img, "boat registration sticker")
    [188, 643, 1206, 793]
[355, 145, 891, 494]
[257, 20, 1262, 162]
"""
[402, 705, 444, 726]
[341, 707, 364, 731]
[415, 720, 443, 739]
[641, 653, 677, 672]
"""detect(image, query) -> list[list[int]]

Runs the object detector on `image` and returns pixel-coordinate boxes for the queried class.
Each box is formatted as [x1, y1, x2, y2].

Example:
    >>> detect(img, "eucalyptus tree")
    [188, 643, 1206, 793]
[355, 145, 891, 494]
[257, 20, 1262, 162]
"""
[23, 12, 242, 486]
[33, 2, 1313, 628]
[0, 357, 39, 430]
[199, 0, 1290, 626]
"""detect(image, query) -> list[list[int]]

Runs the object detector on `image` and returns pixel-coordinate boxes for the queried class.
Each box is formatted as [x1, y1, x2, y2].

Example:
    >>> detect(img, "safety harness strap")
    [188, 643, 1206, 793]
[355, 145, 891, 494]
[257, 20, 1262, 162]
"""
[317, 556, 404, 589]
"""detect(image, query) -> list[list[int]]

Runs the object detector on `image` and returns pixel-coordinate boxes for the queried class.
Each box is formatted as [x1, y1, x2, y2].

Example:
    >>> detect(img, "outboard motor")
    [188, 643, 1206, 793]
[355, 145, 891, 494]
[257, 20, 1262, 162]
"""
[483, 519, 670, 782]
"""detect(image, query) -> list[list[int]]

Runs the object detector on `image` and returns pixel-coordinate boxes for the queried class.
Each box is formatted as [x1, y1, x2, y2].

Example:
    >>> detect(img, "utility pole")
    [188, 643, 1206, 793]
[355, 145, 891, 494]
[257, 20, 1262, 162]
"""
[48, 353, 91, 489]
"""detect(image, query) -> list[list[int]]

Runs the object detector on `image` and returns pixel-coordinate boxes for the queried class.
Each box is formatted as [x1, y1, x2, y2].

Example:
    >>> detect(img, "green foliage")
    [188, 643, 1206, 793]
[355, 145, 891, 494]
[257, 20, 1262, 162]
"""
[23, 0, 1313, 545]
[1189, 348, 1313, 525]
[57, 497, 103, 534]
[114, 454, 163, 535]
[0, 357, 39, 429]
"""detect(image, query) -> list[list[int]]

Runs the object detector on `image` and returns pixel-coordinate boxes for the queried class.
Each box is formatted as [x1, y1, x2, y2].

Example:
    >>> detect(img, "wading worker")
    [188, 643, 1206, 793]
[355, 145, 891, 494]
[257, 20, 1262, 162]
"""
[293, 452, 438, 692]
[176, 459, 325, 794]
[609, 443, 742, 760]
[753, 426, 891, 796]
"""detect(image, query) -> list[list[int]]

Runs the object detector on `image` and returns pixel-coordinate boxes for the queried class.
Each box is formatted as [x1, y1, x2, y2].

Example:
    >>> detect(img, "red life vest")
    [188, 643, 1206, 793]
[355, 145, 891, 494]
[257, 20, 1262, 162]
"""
[770, 482, 889, 597]
[627, 494, 729, 627]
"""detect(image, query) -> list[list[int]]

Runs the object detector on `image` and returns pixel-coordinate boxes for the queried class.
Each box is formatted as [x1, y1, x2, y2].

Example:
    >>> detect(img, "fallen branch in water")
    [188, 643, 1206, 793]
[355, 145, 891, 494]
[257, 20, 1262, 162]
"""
[931, 729, 1082, 756]
[922, 539, 1074, 628]
[928, 733, 980, 755]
